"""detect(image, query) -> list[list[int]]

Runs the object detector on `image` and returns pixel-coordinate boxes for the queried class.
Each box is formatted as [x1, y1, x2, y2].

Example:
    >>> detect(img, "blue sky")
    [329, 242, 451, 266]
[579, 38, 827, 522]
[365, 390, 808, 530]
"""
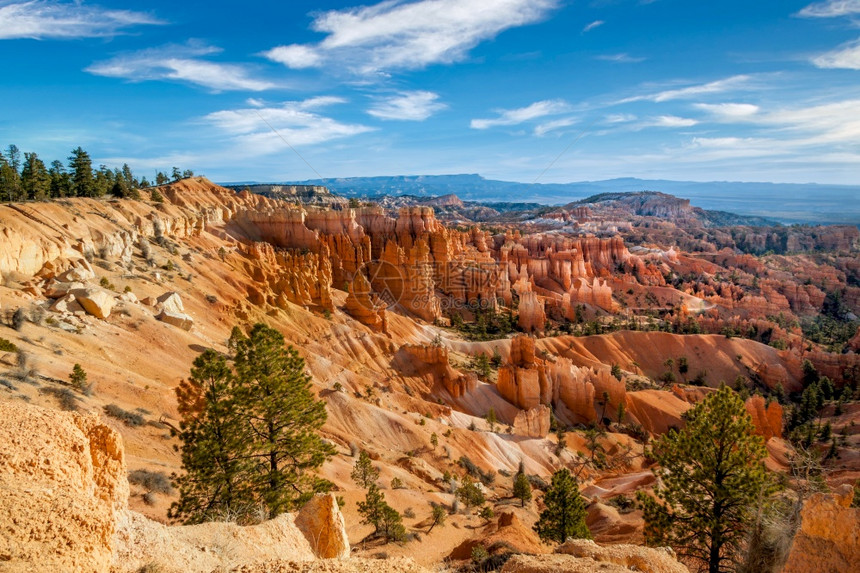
[1, 0, 860, 185]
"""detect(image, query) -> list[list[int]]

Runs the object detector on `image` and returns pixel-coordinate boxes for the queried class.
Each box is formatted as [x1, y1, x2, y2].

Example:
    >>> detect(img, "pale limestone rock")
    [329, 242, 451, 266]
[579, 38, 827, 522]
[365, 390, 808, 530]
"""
[157, 310, 194, 331]
[73, 287, 116, 319]
[156, 291, 184, 314]
[0, 402, 127, 573]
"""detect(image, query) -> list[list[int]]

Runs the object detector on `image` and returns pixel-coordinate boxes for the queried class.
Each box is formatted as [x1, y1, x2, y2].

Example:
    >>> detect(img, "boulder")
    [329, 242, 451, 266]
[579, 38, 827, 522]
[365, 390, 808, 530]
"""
[294, 493, 350, 559]
[0, 402, 127, 573]
[157, 310, 194, 331]
[72, 287, 116, 319]
[156, 291, 185, 314]
[58, 266, 95, 283]
[44, 280, 85, 299]
[50, 293, 84, 314]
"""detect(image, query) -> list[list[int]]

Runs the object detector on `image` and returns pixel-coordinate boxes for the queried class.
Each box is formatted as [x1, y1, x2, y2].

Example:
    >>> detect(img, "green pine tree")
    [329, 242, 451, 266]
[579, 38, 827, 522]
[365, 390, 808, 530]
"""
[636, 386, 776, 573]
[533, 468, 591, 544]
[169, 349, 254, 524]
[68, 147, 95, 197]
[21, 152, 50, 200]
[233, 323, 335, 517]
[513, 461, 532, 508]
[351, 450, 380, 489]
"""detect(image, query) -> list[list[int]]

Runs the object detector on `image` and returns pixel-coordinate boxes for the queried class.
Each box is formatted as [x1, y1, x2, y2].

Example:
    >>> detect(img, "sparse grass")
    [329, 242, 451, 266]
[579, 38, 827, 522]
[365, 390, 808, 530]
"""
[104, 404, 145, 426]
[0, 338, 18, 353]
[128, 469, 174, 494]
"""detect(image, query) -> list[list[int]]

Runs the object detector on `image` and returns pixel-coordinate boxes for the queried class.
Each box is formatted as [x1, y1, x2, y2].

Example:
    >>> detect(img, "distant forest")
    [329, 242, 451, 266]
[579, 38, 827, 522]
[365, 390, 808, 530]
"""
[0, 144, 193, 202]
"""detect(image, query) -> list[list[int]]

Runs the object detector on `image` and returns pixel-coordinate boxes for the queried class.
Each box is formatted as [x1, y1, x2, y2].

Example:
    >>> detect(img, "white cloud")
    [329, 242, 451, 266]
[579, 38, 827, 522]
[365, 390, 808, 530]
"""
[86, 42, 275, 92]
[0, 0, 161, 40]
[470, 99, 569, 129]
[263, 0, 558, 74]
[650, 115, 698, 127]
[595, 53, 645, 63]
[205, 98, 373, 151]
[813, 38, 860, 69]
[694, 102, 760, 119]
[605, 113, 637, 123]
[367, 91, 446, 121]
[534, 116, 576, 136]
[583, 20, 604, 32]
[620, 75, 752, 103]
[797, 0, 860, 18]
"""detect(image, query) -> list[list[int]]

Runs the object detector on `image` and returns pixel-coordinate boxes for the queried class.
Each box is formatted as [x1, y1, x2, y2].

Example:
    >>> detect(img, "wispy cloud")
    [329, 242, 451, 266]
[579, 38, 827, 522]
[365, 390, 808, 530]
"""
[583, 20, 604, 32]
[205, 97, 373, 152]
[534, 116, 576, 136]
[648, 115, 698, 128]
[797, 0, 860, 18]
[86, 42, 275, 92]
[264, 0, 558, 74]
[813, 38, 860, 69]
[619, 75, 753, 103]
[694, 102, 760, 119]
[595, 52, 645, 63]
[470, 99, 569, 129]
[367, 91, 446, 121]
[0, 0, 161, 40]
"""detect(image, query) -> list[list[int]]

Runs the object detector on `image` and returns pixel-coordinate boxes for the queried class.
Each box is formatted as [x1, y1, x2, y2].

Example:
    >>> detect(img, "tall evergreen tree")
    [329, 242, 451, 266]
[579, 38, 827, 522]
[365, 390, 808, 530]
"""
[49, 160, 71, 198]
[0, 146, 23, 201]
[169, 350, 254, 524]
[68, 147, 95, 197]
[232, 324, 335, 516]
[513, 461, 532, 508]
[637, 386, 775, 573]
[21, 152, 50, 200]
[533, 468, 591, 544]
[351, 450, 380, 489]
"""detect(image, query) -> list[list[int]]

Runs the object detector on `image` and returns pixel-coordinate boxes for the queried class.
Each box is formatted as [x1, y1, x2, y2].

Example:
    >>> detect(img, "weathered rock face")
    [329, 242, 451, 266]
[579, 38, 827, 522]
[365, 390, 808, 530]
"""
[0, 402, 128, 573]
[745, 395, 783, 440]
[513, 405, 552, 438]
[344, 271, 388, 332]
[783, 484, 860, 573]
[497, 336, 628, 427]
[518, 291, 546, 333]
[294, 494, 350, 560]
[399, 344, 477, 398]
[501, 538, 689, 573]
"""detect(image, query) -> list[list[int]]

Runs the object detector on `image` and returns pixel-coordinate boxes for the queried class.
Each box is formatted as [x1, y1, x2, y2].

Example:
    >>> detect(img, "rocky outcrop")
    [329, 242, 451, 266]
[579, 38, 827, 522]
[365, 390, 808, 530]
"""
[745, 395, 783, 440]
[0, 402, 351, 573]
[0, 402, 127, 572]
[518, 291, 546, 333]
[344, 272, 387, 332]
[783, 484, 860, 573]
[497, 336, 628, 427]
[155, 291, 195, 330]
[501, 538, 689, 573]
[398, 344, 477, 398]
[513, 405, 551, 438]
[295, 494, 350, 560]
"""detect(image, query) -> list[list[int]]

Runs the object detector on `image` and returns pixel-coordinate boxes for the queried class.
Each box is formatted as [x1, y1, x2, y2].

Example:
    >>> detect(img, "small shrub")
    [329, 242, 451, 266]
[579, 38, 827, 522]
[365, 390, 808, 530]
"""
[104, 404, 145, 426]
[471, 545, 489, 564]
[124, 285, 133, 293]
[0, 338, 18, 353]
[607, 494, 636, 514]
[150, 189, 164, 203]
[12, 308, 26, 331]
[478, 505, 495, 521]
[403, 507, 415, 518]
[142, 492, 158, 506]
[42, 387, 80, 411]
[129, 469, 174, 494]
[205, 294, 217, 304]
